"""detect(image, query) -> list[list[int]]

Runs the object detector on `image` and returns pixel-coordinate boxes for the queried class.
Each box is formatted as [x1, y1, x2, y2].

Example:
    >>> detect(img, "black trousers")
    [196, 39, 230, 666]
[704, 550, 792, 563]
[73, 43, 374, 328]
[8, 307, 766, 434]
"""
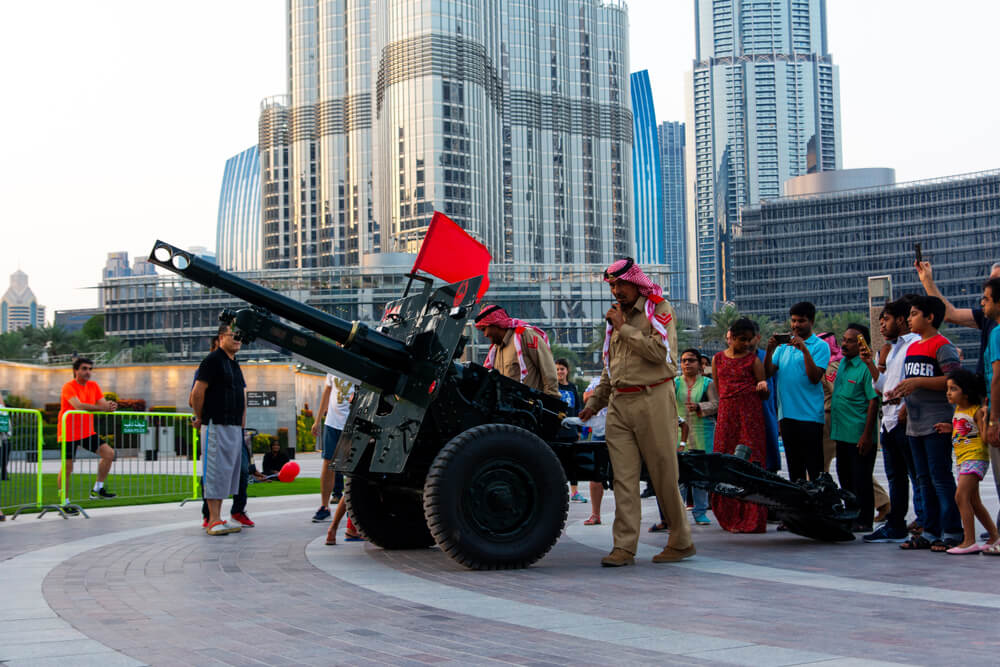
[835, 440, 877, 529]
[779, 418, 824, 483]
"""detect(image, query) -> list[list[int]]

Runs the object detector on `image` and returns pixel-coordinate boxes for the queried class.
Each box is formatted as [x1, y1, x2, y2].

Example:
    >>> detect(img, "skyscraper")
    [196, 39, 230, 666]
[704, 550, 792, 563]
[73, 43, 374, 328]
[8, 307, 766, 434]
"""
[690, 0, 842, 312]
[216, 145, 262, 271]
[658, 121, 687, 302]
[630, 70, 663, 265]
[2, 271, 44, 333]
[260, 0, 634, 271]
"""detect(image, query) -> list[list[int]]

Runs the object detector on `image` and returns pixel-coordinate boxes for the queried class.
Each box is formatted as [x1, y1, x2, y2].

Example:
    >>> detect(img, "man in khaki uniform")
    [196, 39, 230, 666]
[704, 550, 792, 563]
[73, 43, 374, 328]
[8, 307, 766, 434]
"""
[579, 258, 695, 567]
[474, 305, 560, 397]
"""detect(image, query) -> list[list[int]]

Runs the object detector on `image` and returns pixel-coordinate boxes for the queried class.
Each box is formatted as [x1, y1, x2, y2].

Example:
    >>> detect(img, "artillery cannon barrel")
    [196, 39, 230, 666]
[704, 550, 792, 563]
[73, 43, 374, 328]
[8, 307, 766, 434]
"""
[148, 240, 412, 370]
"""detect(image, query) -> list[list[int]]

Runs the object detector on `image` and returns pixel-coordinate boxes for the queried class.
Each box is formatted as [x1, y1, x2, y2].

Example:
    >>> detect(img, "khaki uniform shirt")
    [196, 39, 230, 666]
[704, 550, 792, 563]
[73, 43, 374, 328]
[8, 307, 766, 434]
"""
[493, 327, 560, 397]
[585, 296, 678, 412]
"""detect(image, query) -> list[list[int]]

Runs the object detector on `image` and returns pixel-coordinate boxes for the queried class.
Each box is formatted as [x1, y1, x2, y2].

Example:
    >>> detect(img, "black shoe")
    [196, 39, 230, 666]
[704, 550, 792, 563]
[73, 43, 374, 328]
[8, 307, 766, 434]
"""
[62, 505, 80, 516]
[89, 488, 116, 499]
[330, 493, 342, 504]
[640, 487, 656, 498]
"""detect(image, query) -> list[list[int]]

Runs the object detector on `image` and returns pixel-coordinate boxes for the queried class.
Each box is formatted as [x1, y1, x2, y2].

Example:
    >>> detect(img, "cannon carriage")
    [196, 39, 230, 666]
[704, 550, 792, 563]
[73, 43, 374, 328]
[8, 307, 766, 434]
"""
[150, 241, 858, 570]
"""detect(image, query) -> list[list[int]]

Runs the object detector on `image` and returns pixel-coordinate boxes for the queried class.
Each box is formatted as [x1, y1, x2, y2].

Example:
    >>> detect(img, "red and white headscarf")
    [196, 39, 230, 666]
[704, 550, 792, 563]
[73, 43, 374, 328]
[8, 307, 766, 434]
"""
[601, 258, 672, 378]
[474, 305, 548, 381]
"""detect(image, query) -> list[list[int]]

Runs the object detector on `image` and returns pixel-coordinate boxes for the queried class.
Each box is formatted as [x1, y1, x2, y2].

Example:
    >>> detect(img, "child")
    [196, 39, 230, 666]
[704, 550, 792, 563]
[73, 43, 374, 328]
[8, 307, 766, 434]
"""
[711, 319, 770, 533]
[933, 369, 999, 553]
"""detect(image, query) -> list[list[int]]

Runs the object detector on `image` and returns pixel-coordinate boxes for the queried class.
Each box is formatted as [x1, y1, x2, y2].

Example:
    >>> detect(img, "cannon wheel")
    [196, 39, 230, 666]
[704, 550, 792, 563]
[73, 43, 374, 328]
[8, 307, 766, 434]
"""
[344, 476, 436, 549]
[423, 424, 568, 570]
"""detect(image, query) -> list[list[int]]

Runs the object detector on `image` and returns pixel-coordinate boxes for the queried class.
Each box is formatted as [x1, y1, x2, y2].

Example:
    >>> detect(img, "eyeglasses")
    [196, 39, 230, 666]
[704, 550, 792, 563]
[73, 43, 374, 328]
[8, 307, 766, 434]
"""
[680, 358, 699, 363]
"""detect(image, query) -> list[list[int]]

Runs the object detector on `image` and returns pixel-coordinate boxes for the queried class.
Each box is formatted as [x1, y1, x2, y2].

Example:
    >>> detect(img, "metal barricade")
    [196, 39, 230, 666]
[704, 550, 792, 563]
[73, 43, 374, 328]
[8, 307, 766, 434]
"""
[57, 410, 199, 516]
[0, 407, 57, 518]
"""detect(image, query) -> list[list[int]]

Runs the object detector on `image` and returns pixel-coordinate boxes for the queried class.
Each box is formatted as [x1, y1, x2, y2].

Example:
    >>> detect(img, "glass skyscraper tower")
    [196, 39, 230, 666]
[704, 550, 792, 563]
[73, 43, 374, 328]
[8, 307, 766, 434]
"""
[658, 121, 687, 302]
[690, 0, 841, 312]
[630, 70, 663, 265]
[260, 0, 633, 271]
[216, 146, 262, 272]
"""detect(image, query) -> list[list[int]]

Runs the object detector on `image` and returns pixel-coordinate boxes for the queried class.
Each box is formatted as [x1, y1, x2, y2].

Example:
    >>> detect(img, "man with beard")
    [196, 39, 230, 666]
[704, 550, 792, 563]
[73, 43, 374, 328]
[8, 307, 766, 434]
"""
[474, 304, 559, 397]
[579, 258, 695, 567]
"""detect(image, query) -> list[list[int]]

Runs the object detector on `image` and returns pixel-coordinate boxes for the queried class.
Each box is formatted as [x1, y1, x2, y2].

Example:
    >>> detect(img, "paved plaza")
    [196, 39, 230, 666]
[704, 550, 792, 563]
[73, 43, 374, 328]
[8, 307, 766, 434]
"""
[2, 474, 999, 667]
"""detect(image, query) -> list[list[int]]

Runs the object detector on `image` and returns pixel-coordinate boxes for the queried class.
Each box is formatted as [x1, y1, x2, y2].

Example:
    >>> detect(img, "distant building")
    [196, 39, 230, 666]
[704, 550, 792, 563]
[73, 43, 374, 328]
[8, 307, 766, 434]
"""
[261, 0, 633, 270]
[2, 270, 45, 332]
[54, 308, 103, 334]
[99, 262, 671, 369]
[690, 0, 842, 313]
[731, 168, 1000, 370]
[187, 247, 216, 263]
[99, 251, 157, 306]
[216, 145, 261, 272]
[631, 70, 664, 264]
[658, 121, 687, 302]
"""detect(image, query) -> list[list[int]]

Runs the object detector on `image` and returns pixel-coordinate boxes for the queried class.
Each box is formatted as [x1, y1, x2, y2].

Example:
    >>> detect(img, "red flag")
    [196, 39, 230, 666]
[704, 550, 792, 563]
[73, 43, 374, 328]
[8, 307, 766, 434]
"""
[411, 211, 491, 299]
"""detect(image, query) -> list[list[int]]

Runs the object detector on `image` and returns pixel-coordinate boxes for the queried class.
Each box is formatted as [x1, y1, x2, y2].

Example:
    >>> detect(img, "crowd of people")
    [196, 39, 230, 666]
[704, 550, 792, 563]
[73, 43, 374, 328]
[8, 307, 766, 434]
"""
[31, 254, 1000, 566]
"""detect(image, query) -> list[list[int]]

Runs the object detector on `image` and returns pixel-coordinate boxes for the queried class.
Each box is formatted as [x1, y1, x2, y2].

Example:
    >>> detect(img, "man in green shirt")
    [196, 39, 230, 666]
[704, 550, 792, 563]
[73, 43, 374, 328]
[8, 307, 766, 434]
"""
[831, 323, 880, 532]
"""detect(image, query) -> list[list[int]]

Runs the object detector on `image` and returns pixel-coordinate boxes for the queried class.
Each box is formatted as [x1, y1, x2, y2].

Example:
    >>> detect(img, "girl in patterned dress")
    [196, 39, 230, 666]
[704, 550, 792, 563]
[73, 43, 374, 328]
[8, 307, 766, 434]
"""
[711, 318, 770, 533]
[933, 369, 999, 553]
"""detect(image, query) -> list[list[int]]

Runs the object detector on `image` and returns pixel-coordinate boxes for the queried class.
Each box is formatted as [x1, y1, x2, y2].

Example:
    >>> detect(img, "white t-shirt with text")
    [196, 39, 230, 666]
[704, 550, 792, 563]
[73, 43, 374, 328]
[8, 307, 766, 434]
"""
[323, 373, 356, 430]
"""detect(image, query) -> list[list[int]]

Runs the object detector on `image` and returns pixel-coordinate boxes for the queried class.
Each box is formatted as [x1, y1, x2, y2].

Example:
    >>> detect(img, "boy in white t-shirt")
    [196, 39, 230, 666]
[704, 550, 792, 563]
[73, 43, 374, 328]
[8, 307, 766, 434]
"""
[310, 373, 355, 523]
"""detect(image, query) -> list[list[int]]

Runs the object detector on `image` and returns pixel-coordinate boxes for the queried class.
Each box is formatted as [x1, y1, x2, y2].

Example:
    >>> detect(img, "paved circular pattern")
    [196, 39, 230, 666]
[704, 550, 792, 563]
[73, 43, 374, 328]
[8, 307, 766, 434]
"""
[2, 490, 999, 665]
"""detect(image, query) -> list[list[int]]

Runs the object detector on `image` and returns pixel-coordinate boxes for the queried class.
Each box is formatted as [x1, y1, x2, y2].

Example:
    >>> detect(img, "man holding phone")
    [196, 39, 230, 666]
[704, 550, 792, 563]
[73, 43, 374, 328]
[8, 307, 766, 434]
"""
[765, 302, 830, 483]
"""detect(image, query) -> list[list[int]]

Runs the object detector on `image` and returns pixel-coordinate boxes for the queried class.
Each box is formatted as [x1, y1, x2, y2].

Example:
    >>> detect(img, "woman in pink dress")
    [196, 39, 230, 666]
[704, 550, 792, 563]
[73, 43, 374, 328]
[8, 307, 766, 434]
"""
[711, 318, 770, 533]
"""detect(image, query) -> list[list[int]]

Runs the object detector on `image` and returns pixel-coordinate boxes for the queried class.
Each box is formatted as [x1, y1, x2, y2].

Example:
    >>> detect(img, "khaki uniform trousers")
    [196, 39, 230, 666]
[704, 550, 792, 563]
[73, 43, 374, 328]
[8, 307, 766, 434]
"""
[605, 380, 692, 554]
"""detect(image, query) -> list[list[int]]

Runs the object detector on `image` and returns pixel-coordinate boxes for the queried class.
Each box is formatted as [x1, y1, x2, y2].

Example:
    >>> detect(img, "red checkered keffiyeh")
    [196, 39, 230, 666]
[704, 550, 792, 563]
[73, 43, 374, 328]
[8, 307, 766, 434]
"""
[601, 258, 672, 378]
[474, 305, 548, 381]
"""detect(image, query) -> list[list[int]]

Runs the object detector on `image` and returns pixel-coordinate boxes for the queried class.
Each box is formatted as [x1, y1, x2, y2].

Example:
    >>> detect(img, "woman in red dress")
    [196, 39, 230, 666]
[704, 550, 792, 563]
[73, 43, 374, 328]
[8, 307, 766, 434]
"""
[711, 318, 770, 533]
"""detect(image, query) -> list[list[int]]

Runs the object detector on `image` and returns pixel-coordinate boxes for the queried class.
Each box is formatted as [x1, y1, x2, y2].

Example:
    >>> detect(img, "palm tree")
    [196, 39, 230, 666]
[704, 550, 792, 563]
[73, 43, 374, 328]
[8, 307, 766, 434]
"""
[131, 343, 167, 363]
[702, 305, 780, 345]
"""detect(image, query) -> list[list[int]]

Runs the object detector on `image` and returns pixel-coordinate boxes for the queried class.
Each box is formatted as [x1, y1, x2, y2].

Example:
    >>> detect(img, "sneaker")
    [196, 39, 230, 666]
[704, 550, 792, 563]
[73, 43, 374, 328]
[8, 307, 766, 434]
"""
[570, 492, 588, 503]
[202, 518, 209, 528]
[89, 488, 116, 499]
[312, 506, 332, 523]
[640, 486, 656, 498]
[863, 523, 909, 543]
[330, 493, 342, 504]
[230, 512, 255, 527]
[62, 505, 80, 516]
[693, 513, 712, 525]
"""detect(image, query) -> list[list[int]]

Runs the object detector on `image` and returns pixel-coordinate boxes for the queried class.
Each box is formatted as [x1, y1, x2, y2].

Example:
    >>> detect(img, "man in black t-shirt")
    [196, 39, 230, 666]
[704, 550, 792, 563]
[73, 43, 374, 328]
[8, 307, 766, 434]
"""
[191, 324, 247, 535]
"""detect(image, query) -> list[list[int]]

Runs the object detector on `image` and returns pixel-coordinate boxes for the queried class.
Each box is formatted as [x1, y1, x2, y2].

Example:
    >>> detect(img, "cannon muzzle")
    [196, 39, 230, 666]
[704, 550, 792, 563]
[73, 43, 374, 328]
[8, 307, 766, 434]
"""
[148, 240, 412, 370]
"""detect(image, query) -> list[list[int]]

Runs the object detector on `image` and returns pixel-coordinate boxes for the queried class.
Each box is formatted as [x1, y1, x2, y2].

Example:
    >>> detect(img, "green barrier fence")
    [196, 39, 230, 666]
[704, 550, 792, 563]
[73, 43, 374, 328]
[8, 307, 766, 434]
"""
[0, 407, 60, 518]
[58, 410, 200, 517]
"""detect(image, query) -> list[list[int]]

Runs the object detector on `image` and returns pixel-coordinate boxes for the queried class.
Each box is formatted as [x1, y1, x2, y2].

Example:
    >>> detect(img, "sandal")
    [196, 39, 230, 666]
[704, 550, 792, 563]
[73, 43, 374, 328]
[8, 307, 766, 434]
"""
[899, 534, 931, 550]
[648, 522, 669, 533]
[325, 535, 337, 545]
[583, 515, 601, 525]
[930, 539, 957, 553]
[982, 540, 1000, 556]
[344, 532, 364, 542]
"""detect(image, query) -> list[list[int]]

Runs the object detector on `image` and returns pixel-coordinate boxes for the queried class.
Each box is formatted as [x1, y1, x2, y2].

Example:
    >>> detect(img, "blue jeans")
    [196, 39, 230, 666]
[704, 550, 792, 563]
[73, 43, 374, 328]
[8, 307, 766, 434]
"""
[680, 483, 709, 518]
[908, 431, 961, 540]
[881, 423, 924, 533]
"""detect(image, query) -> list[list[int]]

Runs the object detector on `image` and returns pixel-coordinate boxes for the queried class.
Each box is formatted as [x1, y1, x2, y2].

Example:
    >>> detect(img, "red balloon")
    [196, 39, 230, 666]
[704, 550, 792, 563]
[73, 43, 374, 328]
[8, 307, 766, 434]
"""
[278, 461, 300, 483]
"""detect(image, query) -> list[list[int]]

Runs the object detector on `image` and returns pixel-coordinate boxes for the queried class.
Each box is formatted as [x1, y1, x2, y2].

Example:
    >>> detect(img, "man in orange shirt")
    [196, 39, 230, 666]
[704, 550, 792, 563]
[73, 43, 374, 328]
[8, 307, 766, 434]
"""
[57, 357, 117, 504]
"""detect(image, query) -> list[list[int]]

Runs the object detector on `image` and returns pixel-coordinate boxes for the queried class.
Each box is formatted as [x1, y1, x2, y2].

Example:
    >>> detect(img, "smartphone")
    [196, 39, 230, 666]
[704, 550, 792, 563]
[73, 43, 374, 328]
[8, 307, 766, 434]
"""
[914, 242, 922, 264]
[858, 334, 871, 355]
[774, 332, 792, 345]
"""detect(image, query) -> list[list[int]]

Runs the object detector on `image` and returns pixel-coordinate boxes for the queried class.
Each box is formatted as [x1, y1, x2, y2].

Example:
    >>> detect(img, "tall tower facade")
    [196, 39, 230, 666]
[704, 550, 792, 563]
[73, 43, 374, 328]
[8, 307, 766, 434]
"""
[630, 70, 664, 265]
[690, 0, 841, 311]
[261, 0, 634, 270]
[216, 146, 262, 272]
[658, 121, 687, 302]
[2, 271, 44, 333]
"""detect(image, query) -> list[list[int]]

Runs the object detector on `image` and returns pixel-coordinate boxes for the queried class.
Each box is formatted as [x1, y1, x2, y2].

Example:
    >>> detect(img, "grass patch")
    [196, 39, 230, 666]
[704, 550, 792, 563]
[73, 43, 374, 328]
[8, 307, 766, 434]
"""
[1, 473, 319, 513]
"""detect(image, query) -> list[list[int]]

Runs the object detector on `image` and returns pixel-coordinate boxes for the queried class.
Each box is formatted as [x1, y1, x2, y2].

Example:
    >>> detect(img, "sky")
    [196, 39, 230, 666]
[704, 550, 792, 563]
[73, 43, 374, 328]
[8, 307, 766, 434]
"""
[2, 0, 998, 316]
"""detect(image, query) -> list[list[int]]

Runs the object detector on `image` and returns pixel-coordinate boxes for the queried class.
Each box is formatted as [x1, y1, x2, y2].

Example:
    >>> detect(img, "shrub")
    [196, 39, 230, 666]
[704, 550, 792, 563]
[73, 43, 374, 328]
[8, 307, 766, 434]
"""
[116, 398, 147, 412]
[296, 407, 316, 452]
[3, 394, 32, 409]
[252, 433, 273, 453]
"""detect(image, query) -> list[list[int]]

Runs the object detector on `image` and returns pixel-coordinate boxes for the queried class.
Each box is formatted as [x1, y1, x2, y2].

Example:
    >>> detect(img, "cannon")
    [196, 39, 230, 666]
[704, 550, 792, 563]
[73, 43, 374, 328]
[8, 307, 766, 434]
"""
[149, 241, 858, 569]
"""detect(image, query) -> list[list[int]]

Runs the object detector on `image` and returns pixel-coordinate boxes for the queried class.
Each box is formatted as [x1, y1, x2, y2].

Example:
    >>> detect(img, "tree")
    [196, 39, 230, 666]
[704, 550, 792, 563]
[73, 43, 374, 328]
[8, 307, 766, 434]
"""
[549, 344, 580, 372]
[813, 311, 871, 338]
[701, 305, 779, 345]
[0, 330, 26, 361]
[131, 343, 167, 363]
[79, 314, 105, 342]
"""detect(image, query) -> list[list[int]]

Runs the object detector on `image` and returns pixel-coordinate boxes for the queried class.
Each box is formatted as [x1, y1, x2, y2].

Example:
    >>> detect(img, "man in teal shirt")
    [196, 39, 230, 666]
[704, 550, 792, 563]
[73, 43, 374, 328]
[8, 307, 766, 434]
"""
[765, 301, 830, 482]
[831, 323, 880, 532]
